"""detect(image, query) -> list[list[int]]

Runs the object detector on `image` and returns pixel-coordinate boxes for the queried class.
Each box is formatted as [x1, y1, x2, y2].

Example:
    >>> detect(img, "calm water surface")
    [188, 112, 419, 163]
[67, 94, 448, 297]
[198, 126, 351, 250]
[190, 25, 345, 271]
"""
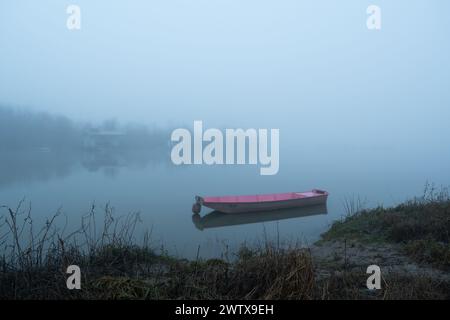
[1, 134, 449, 258]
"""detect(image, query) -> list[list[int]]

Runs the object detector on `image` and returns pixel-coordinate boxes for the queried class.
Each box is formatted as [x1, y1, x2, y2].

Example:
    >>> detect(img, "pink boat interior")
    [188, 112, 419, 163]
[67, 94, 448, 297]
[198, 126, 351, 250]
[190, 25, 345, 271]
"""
[202, 189, 327, 204]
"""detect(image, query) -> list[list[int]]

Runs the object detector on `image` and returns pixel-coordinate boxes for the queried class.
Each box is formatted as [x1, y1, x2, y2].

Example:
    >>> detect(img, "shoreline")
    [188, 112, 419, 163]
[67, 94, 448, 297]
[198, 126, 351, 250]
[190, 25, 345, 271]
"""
[1, 191, 449, 299]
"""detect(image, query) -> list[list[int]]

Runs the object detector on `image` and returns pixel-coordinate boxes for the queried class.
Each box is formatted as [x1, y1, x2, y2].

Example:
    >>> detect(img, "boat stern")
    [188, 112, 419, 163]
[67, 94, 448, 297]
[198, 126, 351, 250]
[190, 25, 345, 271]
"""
[195, 196, 204, 205]
[192, 196, 204, 214]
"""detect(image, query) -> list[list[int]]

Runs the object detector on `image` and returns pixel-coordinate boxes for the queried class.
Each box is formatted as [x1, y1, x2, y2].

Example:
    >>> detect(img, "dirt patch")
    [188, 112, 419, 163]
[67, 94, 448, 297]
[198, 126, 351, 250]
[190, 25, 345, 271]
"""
[311, 240, 450, 283]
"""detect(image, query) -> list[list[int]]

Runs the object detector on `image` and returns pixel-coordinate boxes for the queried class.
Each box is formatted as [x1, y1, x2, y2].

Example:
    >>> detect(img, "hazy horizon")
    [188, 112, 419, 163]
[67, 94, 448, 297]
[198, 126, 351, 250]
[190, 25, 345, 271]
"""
[1, 1, 449, 129]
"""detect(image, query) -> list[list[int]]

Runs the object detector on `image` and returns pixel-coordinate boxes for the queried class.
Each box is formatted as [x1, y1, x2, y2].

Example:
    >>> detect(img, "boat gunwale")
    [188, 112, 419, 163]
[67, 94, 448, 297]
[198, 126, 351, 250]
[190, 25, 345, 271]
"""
[199, 191, 328, 206]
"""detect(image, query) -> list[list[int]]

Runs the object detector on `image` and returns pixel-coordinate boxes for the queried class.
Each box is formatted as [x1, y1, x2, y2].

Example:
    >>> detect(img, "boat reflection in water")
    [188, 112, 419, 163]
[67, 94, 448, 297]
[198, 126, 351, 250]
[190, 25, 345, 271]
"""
[192, 204, 327, 230]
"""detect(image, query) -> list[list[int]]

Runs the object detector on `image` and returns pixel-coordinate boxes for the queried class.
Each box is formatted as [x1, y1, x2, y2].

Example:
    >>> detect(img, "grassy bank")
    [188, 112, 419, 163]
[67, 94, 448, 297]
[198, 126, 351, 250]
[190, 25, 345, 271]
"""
[1, 188, 449, 300]
[320, 187, 450, 270]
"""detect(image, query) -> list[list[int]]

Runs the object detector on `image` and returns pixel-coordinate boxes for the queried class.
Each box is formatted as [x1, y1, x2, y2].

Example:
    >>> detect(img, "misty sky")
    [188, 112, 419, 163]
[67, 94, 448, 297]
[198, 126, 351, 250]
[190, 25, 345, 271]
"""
[1, 1, 450, 133]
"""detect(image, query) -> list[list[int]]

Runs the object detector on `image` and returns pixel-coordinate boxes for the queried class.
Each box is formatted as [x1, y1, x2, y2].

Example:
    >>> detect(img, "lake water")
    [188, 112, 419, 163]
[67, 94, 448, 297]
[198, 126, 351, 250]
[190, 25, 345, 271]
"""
[2, 129, 450, 259]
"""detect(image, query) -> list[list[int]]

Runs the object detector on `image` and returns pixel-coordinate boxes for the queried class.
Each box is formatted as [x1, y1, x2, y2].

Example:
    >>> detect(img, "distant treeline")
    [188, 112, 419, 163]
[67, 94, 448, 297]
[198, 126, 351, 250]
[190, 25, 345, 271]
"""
[0, 106, 171, 188]
[0, 106, 81, 150]
[0, 106, 169, 151]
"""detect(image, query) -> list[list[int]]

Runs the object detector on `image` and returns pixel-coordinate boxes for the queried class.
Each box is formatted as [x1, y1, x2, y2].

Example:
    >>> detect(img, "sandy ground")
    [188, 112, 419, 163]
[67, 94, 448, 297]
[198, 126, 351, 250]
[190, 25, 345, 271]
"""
[310, 240, 450, 282]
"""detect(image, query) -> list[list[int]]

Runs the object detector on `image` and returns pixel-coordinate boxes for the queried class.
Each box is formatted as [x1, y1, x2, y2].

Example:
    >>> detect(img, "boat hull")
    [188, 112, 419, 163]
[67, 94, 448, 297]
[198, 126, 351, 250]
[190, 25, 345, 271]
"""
[196, 190, 328, 214]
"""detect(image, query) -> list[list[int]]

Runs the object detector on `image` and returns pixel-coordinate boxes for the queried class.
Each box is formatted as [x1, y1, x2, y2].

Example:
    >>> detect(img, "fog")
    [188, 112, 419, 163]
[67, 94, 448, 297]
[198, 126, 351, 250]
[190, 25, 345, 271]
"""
[1, 1, 450, 257]
[0, 107, 81, 150]
[1, 1, 450, 129]
[0, 106, 170, 188]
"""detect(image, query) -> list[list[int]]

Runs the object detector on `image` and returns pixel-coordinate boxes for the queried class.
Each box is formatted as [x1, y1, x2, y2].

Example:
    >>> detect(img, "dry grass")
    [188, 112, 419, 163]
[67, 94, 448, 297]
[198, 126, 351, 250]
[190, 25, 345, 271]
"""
[1, 190, 450, 300]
